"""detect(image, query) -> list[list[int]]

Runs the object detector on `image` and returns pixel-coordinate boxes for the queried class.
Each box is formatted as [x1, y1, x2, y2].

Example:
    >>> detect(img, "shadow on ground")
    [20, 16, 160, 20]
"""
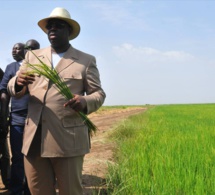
[82, 174, 108, 195]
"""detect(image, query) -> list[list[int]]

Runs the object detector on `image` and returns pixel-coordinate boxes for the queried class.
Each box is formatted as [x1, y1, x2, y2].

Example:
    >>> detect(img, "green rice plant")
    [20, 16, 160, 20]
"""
[106, 104, 215, 194]
[24, 51, 97, 136]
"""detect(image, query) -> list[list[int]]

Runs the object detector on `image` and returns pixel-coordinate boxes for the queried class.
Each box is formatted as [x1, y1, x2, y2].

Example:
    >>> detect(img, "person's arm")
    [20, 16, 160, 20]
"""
[63, 56, 106, 114]
[0, 68, 4, 80]
[0, 91, 10, 139]
[0, 66, 10, 139]
[83, 56, 106, 114]
[7, 70, 34, 98]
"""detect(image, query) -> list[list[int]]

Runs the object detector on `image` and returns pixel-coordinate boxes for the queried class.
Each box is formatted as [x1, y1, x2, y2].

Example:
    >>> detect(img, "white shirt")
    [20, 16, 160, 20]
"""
[52, 52, 65, 68]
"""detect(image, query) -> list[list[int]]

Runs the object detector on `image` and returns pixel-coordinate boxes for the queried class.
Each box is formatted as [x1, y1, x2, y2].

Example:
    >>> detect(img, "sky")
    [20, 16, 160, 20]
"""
[0, 0, 215, 106]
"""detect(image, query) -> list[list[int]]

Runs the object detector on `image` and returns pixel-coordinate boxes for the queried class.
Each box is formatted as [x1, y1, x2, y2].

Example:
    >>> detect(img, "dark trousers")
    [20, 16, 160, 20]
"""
[10, 125, 30, 195]
[0, 137, 10, 188]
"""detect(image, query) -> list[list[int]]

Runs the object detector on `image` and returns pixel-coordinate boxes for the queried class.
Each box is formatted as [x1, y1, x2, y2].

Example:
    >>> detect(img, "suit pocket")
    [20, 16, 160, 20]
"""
[62, 73, 83, 94]
[63, 72, 82, 80]
[61, 116, 89, 150]
[62, 116, 85, 128]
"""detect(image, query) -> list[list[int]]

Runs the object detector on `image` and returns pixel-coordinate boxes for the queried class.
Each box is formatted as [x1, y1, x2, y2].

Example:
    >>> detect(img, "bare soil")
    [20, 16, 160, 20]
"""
[0, 107, 146, 195]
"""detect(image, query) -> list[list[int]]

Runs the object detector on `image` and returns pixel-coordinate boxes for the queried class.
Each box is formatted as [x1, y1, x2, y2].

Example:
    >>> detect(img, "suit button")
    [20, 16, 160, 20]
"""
[43, 85, 48, 90]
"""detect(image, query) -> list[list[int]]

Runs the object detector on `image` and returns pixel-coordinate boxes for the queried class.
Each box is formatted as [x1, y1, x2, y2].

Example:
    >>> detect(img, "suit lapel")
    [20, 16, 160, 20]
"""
[36, 47, 52, 68]
[55, 46, 78, 73]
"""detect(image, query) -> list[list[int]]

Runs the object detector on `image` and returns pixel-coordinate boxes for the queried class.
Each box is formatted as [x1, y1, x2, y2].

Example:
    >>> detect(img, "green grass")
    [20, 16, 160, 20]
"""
[106, 104, 215, 194]
[98, 105, 147, 110]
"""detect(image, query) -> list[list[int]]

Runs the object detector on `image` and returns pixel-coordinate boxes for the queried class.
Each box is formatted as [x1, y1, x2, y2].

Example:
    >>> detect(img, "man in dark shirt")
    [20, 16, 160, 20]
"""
[0, 42, 29, 195]
[0, 40, 40, 195]
[0, 67, 10, 190]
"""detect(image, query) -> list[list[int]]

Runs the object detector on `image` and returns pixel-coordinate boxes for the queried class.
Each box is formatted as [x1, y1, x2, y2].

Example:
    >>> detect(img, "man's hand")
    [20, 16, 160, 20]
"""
[16, 70, 35, 86]
[64, 94, 87, 112]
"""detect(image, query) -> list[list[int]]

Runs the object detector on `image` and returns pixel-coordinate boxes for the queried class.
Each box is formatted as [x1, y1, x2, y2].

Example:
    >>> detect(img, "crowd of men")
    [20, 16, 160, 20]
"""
[0, 7, 105, 195]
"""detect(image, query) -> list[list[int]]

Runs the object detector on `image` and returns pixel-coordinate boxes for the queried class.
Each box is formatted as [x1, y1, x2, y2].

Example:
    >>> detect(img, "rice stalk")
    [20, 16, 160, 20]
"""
[24, 51, 97, 136]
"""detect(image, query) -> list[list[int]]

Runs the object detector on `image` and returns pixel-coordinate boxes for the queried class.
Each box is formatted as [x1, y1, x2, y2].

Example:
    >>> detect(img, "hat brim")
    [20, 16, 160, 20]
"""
[38, 16, 80, 40]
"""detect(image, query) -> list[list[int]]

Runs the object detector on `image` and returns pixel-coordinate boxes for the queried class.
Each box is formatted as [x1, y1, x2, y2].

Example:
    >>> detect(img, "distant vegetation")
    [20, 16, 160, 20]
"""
[105, 104, 215, 194]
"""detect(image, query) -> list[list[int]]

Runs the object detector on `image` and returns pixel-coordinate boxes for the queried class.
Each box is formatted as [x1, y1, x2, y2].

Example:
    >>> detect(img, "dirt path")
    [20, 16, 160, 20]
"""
[0, 107, 146, 194]
[82, 107, 146, 194]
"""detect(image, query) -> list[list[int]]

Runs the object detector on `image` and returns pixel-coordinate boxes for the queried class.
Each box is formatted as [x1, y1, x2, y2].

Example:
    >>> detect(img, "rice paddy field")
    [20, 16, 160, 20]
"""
[105, 104, 215, 194]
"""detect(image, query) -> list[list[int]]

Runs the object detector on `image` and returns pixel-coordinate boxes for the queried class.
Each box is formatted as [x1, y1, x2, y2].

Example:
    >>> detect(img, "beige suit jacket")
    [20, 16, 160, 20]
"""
[8, 46, 106, 157]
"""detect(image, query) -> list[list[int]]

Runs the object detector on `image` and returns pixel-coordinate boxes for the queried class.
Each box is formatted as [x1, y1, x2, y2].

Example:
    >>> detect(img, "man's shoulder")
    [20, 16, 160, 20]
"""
[29, 47, 50, 55]
[7, 61, 17, 66]
[5, 61, 19, 70]
[72, 47, 94, 59]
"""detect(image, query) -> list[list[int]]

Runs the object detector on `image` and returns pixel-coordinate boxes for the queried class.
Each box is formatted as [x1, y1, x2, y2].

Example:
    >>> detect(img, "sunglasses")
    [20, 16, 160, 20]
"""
[45, 22, 67, 30]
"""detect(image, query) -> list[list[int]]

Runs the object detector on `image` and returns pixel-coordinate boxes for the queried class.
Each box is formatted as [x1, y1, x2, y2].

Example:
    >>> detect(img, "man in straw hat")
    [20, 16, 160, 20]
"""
[7, 7, 106, 195]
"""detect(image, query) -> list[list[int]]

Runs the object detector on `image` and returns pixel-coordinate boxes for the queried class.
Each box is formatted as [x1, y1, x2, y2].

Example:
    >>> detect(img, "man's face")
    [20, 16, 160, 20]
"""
[46, 19, 71, 48]
[12, 43, 24, 62]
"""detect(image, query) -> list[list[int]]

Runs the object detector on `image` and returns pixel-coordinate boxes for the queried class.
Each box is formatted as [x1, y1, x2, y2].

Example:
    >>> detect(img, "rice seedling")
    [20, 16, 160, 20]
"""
[23, 51, 97, 136]
[106, 104, 215, 194]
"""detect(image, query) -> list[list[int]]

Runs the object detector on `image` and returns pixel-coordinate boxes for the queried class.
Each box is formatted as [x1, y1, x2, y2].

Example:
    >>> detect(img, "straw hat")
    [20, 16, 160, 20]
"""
[38, 7, 80, 40]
